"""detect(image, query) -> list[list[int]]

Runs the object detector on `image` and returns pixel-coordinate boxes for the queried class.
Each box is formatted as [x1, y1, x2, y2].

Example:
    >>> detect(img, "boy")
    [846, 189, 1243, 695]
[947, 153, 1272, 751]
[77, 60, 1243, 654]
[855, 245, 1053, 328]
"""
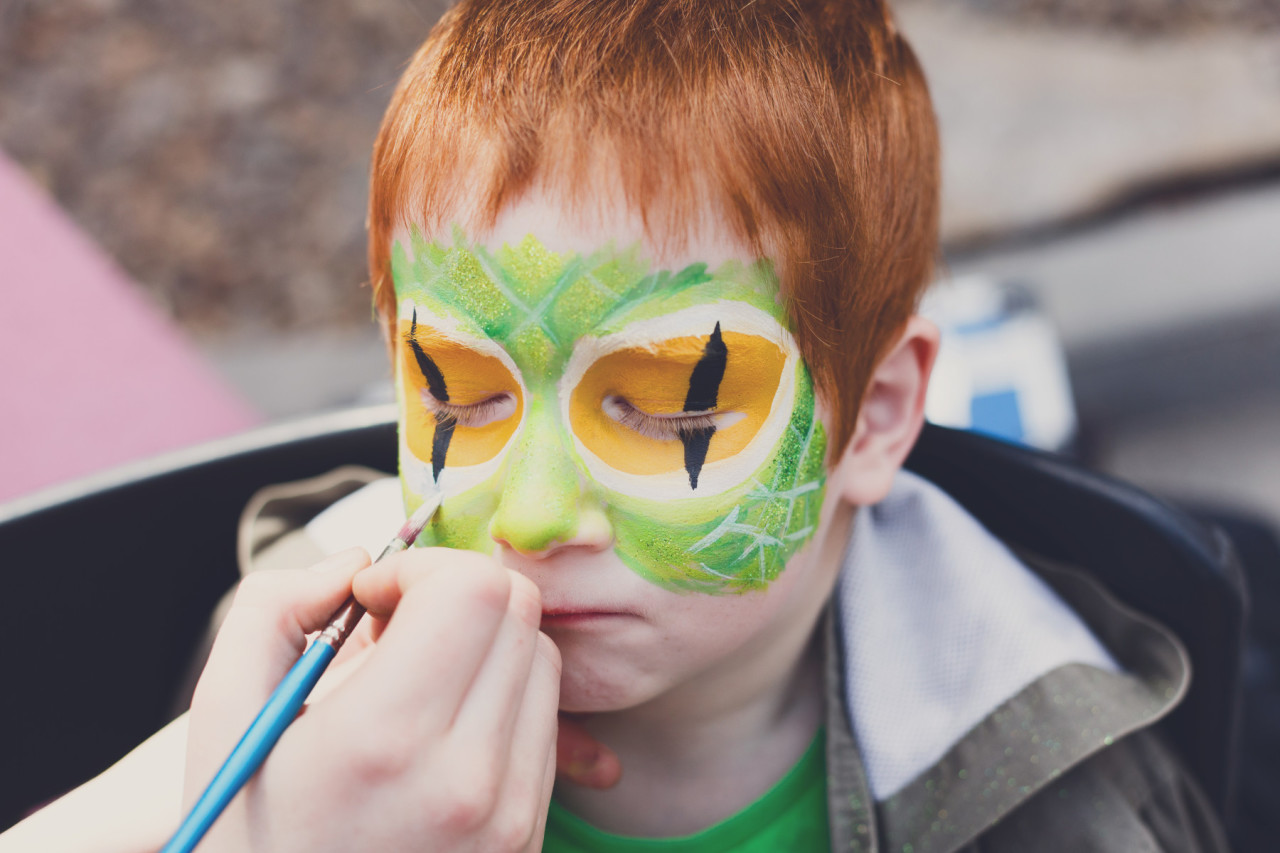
[0, 1, 1228, 850]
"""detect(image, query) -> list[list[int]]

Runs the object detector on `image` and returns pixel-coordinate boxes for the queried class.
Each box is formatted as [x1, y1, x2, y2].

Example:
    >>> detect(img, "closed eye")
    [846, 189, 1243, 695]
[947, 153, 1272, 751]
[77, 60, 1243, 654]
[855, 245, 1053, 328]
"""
[421, 390, 518, 428]
[603, 396, 744, 440]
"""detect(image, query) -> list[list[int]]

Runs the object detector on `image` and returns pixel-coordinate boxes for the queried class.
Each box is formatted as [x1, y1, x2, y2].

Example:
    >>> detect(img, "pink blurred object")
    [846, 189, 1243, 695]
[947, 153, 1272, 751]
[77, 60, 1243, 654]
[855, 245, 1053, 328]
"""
[0, 153, 259, 504]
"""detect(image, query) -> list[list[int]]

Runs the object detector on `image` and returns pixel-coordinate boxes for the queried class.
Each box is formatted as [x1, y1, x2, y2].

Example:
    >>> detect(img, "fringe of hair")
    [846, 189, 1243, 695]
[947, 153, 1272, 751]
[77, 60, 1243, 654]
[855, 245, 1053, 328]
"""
[368, 0, 940, 458]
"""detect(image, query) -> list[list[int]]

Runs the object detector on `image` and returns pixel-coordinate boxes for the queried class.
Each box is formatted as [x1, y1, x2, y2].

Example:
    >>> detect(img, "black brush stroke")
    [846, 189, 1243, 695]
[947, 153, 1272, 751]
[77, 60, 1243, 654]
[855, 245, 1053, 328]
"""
[430, 415, 456, 483]
[682, 427, 716, 491]
[680, 322, 728, 490]
[407, 308, 455, 481]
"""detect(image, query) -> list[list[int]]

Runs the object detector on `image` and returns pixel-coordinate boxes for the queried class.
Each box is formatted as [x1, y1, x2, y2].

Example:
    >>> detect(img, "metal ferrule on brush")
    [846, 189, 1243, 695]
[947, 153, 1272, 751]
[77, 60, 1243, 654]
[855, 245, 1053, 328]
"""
[315, 598, 366, 651]
[315, 534, 416, 649]
[377, 538, 411, 561]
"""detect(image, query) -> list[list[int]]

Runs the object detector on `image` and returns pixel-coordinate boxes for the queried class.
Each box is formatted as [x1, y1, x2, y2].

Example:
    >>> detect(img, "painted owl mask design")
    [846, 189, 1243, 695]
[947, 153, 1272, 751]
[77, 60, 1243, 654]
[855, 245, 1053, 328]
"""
[391, 228, 827, 594]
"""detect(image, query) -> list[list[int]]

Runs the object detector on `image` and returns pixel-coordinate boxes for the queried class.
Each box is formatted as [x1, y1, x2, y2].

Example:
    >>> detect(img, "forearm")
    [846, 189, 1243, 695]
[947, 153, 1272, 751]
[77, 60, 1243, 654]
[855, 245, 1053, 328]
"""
[0, 713, 186, 853]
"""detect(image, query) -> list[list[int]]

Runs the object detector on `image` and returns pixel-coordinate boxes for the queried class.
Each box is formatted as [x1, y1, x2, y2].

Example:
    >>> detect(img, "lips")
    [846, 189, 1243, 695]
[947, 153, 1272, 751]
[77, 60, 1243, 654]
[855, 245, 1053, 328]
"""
[540, 607, 636, 626]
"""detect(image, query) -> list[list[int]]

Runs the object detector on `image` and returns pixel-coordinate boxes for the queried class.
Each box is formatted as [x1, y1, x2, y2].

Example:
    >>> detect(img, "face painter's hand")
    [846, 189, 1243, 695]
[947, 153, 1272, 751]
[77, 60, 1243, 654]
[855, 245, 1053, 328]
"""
[185, 546, 561, 853]
[557, 714, 622, 789]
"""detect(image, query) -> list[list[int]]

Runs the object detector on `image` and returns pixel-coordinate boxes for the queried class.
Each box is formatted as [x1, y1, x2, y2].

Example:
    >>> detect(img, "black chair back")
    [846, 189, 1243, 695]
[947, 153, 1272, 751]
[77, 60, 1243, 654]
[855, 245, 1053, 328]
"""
[0, 407, 398, 830]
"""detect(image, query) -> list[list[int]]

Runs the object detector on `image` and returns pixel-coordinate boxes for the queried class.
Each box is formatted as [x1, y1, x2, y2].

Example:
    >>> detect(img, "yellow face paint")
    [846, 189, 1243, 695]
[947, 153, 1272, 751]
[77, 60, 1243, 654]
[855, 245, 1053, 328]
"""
[569, 332, 787, 477]
[398, 318, 524, 471]
[560, 300, 801, 500]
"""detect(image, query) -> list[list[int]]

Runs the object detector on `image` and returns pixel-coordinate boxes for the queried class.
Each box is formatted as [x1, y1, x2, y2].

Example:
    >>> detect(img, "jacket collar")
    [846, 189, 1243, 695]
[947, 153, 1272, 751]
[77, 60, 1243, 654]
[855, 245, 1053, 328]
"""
[822, 553, 1190, 853]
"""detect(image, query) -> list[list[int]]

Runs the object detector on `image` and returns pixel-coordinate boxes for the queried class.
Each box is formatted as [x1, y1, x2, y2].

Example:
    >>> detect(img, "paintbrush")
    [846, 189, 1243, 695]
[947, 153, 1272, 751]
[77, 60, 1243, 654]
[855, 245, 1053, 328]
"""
[161, 491, 444, 853]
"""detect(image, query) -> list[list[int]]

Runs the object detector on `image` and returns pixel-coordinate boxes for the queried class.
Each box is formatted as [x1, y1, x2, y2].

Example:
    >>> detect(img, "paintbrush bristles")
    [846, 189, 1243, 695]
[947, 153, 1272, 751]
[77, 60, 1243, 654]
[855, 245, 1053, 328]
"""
[397, 491, 443, 546]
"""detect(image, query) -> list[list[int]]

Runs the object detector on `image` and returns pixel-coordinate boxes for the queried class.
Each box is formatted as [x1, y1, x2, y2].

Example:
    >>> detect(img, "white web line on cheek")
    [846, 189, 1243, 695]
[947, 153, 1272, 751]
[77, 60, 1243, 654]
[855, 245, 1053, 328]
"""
[696, 562, 739, 581]
[688, 506, 743, 553]
[686, 408, 821, 582]
[749, 480, 822, 502]
[738, 530, 785, 565]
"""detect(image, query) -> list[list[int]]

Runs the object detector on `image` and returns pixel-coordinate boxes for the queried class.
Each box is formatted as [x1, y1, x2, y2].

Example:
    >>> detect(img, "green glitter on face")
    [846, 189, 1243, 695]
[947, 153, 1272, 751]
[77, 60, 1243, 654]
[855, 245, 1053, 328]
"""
[393, 230, 827, 594]
[606, 376, 827, 592]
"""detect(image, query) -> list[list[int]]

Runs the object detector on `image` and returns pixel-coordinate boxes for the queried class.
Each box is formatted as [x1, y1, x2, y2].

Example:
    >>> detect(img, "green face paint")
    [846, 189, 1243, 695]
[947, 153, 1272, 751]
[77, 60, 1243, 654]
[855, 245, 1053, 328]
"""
[392, 227, 828, 594]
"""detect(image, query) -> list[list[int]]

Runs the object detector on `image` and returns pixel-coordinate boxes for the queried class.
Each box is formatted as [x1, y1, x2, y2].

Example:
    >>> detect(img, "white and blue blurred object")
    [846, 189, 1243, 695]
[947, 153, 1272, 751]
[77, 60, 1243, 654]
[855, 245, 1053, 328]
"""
[922, 276, 1077, 452]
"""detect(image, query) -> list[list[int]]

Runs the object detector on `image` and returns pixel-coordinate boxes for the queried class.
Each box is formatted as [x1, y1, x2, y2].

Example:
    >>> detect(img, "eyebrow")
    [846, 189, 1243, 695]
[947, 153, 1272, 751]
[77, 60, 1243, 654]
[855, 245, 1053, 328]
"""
[680, 322, 728, 490]
[407, 309, 456, 482]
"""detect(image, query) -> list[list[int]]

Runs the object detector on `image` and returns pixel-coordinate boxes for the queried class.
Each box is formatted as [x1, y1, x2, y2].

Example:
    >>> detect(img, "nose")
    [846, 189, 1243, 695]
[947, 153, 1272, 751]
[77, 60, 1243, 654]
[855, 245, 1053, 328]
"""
[489, 396, 613, 557]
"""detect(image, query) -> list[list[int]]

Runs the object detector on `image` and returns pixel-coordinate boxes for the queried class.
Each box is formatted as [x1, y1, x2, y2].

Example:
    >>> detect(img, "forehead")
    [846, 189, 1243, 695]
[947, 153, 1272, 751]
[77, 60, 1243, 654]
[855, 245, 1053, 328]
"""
[477, 192, 751, 270]
[391, 194, 787, 373]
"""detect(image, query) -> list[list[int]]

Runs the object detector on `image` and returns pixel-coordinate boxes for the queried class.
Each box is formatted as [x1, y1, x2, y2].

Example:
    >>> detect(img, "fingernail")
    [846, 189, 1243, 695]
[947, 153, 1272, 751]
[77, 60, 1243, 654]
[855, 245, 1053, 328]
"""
[565, 746, 601, 779]
[565, 758, 596, 779]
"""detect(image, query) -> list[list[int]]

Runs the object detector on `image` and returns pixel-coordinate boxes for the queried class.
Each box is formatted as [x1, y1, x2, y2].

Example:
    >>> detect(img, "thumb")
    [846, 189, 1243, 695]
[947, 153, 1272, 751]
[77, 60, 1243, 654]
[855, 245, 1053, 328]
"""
[556, 715, 622, 790]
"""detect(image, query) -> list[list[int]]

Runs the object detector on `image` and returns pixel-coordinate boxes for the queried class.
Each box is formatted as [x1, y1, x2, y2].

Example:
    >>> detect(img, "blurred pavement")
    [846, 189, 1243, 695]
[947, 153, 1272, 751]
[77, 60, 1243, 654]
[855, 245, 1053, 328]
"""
[897, 0, 1280, 244]
[949, 178, 1280, 525]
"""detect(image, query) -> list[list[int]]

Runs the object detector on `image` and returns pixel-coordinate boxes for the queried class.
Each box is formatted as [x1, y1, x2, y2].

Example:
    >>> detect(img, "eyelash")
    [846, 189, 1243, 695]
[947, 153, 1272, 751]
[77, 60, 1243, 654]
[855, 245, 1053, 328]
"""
[421, 390, 518, 428]
[603, 396, 720, 440]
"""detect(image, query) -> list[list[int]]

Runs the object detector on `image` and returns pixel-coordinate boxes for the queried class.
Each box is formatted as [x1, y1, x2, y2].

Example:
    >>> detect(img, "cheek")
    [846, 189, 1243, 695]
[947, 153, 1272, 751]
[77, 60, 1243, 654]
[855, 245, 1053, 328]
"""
[606, 376, 829, 594]
[401, 467, 503, 553]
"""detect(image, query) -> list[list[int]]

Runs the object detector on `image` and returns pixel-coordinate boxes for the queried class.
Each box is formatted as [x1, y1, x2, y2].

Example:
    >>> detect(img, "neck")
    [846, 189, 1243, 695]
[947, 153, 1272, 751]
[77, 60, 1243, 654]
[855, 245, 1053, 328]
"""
[556, 634, 824, 838]
[554, 502, 854, 838]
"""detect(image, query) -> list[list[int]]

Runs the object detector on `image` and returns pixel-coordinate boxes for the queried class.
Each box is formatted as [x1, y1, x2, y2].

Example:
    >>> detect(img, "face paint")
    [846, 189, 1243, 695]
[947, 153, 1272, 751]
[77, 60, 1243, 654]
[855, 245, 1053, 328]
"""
[391, 228, 827, 593]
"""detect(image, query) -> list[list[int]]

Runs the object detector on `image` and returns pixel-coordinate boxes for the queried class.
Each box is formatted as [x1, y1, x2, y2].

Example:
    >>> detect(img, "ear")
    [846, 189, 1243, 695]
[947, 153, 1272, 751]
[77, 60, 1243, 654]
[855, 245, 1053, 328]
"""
[829, 316, 940, 506]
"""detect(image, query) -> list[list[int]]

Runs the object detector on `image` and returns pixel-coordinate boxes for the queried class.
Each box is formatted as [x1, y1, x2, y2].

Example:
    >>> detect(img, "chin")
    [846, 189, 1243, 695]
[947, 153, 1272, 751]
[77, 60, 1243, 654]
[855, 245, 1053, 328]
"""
[555, 649, 661, 713]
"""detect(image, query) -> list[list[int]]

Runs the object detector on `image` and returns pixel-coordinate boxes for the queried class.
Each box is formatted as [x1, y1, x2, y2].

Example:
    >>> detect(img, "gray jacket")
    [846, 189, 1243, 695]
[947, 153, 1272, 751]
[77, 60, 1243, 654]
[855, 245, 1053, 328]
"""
[821, 549, 1229, 852]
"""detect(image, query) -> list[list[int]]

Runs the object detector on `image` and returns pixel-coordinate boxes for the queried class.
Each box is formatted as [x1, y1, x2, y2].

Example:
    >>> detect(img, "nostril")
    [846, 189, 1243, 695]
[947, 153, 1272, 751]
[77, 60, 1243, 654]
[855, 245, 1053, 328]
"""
[570, 508, 616, 550]
[490, 513, 615, 560]
[488, 510, 571, 555]
[491, 535, 554, 560]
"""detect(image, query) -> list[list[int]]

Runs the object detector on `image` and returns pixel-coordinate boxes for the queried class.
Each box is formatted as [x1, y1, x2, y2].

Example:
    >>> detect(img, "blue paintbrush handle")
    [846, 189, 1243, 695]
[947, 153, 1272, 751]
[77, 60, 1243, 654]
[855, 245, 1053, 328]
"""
[161, 492, 440, 852]
[161, 639, 338, 853]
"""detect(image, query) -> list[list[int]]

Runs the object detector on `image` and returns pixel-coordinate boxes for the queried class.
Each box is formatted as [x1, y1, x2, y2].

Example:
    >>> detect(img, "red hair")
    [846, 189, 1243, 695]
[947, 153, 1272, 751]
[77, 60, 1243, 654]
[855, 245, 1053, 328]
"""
[369, 0, 939, 456]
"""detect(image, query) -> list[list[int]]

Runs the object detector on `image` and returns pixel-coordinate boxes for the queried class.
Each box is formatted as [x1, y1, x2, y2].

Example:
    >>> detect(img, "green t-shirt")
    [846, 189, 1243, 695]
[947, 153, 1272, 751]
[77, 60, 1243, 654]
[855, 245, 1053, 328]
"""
[542, 730, 830, 852]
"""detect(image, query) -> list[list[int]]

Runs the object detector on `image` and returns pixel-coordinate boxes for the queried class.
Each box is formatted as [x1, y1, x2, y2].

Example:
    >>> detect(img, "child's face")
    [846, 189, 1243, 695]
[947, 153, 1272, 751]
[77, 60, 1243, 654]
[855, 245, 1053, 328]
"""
[391, 196, 845, 712]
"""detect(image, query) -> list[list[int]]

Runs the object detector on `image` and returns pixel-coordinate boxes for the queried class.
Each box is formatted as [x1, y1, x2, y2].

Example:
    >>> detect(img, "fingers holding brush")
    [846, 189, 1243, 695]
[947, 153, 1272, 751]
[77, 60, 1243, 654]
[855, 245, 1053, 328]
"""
[185, 546, 563, 852]
[186, 548, 370, 789]
[346, 548, 521, 732]
[330, 549, 561, 850]
[326, 549, 560, 851]
[183, 548, 372, 853]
